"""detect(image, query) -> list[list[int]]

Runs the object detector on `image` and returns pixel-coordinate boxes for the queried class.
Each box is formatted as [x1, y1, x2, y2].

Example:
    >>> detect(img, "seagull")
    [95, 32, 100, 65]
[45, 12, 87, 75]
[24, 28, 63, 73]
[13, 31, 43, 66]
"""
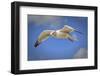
[34, 25, 82, 47]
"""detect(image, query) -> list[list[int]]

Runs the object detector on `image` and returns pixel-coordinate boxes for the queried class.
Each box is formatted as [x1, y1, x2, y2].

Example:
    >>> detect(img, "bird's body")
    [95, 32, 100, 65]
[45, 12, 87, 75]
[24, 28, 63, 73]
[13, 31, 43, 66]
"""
[34, 25, 81, 47]
[53, 30, 70, 39]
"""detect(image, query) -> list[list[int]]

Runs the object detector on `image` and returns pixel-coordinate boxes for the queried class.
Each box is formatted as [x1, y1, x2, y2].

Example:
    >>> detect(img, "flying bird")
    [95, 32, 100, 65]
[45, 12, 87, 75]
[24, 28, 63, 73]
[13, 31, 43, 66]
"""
[34, 25, 82, 47]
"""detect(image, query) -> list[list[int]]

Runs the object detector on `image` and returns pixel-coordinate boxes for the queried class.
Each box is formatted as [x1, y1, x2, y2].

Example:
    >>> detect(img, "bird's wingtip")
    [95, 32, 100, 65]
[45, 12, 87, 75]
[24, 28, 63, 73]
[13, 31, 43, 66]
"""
[64, 25, 74, 29]
[34, 40, 40, 47]
[75, 30, 83, 34]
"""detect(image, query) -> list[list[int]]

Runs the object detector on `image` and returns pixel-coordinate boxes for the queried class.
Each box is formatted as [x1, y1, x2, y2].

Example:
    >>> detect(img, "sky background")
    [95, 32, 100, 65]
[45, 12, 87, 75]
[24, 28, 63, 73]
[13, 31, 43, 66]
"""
[28, 15, 88, 61]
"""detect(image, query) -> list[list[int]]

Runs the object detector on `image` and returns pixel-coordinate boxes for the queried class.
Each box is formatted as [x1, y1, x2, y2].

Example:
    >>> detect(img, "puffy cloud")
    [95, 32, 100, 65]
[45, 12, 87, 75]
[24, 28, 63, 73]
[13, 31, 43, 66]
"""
[73, 48, 88, 58]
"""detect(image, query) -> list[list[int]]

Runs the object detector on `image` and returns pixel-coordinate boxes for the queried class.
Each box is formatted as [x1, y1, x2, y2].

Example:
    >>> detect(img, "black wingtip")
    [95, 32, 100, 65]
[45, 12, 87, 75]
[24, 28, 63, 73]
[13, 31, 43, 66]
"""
[34, 40, 40, 47]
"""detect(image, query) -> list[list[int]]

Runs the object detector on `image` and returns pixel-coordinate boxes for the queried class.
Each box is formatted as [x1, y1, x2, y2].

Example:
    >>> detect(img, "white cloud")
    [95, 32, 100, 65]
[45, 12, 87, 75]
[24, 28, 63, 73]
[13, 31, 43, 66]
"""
[73, 48, 88, 58]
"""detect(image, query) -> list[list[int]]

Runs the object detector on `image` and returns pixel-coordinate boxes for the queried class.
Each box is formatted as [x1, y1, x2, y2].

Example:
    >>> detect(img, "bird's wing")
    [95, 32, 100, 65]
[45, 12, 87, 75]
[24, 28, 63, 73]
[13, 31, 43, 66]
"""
[59, 26, 73, 33]
[38, 30, 52, 42]
[67, 33, 78, 41]
[34, 30, 52, 47]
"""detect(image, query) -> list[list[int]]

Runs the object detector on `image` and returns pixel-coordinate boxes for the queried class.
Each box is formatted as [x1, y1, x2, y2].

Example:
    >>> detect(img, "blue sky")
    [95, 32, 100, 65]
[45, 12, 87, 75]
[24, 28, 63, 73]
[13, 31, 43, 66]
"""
[28, 15, 88, 61]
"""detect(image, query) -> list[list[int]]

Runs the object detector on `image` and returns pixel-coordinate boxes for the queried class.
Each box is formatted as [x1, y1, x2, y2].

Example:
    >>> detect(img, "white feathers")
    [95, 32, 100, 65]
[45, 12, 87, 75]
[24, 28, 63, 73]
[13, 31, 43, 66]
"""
[64, 25, 75, 30]
[56, 30, 59, 33]
[34, 25, 80, 47]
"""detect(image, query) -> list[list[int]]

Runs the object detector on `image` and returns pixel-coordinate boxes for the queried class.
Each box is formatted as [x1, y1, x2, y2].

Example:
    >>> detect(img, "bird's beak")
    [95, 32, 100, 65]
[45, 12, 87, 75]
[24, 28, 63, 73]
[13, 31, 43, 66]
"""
[75, 30, 83, 34]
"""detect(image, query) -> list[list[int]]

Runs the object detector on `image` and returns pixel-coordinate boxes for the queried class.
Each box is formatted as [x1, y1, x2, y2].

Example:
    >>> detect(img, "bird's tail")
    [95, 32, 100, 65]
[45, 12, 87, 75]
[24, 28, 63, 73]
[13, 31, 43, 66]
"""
[34, 40, 40, 47]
